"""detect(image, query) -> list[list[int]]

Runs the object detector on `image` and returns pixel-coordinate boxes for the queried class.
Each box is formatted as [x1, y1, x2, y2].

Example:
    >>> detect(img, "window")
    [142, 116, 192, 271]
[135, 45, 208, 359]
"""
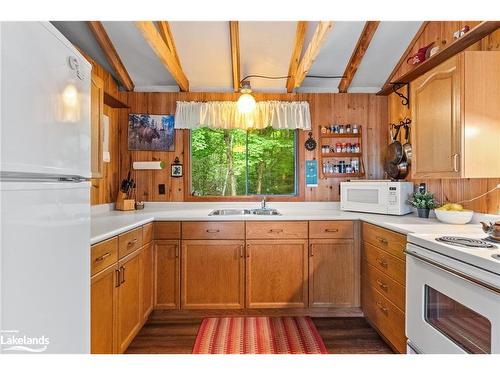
[190, 127, 297, 197]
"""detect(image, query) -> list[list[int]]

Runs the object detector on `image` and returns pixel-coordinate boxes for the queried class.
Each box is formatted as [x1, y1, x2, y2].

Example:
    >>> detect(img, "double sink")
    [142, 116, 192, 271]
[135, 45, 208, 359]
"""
[208, 208, 281, 216]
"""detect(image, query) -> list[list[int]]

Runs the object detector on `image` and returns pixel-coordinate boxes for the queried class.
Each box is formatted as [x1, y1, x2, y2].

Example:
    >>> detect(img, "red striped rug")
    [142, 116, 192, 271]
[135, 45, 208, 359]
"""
[192, 316, 327, 354]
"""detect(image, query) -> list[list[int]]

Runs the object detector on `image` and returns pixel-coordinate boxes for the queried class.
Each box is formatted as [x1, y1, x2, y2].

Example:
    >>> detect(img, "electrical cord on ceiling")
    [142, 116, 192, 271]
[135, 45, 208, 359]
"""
[305, 75, 345, 79]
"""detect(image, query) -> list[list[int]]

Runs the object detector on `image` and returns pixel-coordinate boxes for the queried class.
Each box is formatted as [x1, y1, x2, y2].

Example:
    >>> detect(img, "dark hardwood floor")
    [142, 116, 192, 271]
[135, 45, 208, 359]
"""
[126, 310, 394, 354]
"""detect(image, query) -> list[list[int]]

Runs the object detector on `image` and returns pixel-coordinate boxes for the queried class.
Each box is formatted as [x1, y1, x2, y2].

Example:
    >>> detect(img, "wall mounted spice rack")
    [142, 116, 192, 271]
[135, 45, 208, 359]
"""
[319, 125, 365, 179]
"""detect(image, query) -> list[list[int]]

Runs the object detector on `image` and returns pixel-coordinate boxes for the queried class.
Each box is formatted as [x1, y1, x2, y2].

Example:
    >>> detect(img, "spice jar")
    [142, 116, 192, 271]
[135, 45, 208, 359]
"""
[354, 143, 360, 153]
[338, 125, 345, 134]
[346, 124, 352, 133]
[352, 124, 359, 134]
[351, 159, 359, 173]
[335, 143, 342, 153]
[321, 126, 327, 134]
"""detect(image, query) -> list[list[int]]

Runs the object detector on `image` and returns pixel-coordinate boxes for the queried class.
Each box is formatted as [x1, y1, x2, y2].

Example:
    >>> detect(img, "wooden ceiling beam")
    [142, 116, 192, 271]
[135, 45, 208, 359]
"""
[338, 21, 380, 93]
[135, 21, 189, 92]
[286, 21, 308, 93]
[229, 21, 241, 92]
[294, 21, 334, 89]
[157, 21, 181, 67]
[87, 21, 134, 91]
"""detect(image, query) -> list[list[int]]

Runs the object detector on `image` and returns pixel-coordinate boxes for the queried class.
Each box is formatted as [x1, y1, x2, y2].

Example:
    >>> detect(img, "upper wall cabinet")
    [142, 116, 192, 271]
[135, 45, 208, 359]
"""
[91, 71, 104, 179]
[411, 51, 500, 179]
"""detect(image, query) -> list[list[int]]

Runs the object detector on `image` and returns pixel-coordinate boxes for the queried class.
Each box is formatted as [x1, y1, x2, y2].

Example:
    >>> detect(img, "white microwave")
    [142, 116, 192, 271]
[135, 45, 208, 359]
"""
[340, 180, 414, 215]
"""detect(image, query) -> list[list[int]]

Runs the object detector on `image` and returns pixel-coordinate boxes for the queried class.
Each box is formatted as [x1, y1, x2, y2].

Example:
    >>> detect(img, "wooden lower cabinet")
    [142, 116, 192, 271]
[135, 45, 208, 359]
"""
[181, 240, 245, 309]
[309, 239, 357, 308]
[154, 240, 180, 309]
[140, 241, 154, 320]
[117, 249, 142, 353]
[246, 239, 308, 308]
[90, 265, 118, 354]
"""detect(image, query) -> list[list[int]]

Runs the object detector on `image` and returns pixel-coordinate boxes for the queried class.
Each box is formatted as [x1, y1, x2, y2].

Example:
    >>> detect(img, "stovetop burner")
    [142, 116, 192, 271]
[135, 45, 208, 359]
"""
[436, 236, 497, 249]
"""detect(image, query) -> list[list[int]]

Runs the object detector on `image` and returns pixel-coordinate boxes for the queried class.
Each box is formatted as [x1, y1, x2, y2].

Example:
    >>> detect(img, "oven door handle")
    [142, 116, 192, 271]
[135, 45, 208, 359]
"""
[405, 249, 500, 295]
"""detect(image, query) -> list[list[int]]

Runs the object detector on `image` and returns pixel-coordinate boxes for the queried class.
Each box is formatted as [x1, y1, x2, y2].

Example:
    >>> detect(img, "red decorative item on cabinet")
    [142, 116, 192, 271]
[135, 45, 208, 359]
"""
[407, 42, 435, 65]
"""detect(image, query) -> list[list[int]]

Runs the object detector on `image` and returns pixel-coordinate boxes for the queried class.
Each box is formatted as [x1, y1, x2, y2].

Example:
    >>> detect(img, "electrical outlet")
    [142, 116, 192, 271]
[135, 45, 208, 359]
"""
[418, 183, 426, 193]
[158, 184, 166, 195]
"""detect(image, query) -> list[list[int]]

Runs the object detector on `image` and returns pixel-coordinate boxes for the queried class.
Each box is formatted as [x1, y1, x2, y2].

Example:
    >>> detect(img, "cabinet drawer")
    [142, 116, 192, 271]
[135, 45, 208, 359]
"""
[91, 237, 118, 276]
[362, 223, 406, 260]
[309, 221, 353, 239]
[154, 221, 181, 240]
[362, 260, 405, 311]
[143, 222, 153, 244]
[246, 221, 308, 239]
[182, 221, 245, 240]
[362, 282, 406, 353]
[118, 227, 143, 259]
[363, 242, 405, 285]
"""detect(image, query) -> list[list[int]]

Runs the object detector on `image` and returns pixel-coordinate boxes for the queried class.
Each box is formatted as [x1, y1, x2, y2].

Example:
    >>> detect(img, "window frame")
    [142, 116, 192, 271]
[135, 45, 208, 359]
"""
[184, 128, 304, 202]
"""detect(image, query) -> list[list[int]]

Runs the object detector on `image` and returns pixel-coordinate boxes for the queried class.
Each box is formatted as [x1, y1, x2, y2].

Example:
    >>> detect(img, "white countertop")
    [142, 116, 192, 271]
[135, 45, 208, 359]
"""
[90, 202, 493, 245]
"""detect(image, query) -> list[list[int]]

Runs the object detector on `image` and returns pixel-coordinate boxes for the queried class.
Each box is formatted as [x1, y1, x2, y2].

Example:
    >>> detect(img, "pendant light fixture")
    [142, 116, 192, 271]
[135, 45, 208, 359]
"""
[235, 74, 344, 114]
[236, 80, 256, 114]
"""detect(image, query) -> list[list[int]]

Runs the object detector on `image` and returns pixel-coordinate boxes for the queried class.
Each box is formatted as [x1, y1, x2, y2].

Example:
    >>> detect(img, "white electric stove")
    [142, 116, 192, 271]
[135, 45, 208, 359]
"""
[405, 231, 500, 354]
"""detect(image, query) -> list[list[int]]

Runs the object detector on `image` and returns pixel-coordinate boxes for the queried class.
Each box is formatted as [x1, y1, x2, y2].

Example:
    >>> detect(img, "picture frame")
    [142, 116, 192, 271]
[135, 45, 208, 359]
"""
[128, 113, 175, 151]
[171, 157, 183, 178]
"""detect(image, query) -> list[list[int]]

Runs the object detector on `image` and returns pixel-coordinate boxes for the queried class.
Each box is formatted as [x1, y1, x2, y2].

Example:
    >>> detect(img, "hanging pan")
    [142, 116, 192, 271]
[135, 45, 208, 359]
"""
[387, 125, 404, 164]
[402, 124, 412, 164]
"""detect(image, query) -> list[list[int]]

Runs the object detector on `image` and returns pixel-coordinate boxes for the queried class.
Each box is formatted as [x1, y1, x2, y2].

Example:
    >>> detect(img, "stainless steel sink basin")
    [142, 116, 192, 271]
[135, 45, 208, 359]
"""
[208, 208, 281, 216]
[209, 209, 251, 216]
[249, 208, 281, 216]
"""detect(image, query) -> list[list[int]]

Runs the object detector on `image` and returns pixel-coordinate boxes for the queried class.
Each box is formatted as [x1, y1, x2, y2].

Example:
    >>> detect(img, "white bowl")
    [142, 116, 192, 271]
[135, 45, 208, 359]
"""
[434, 209, 474, 224]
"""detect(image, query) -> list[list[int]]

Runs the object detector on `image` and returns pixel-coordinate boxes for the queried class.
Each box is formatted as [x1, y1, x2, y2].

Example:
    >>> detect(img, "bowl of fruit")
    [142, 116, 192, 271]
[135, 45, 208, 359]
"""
[434, 203, 474, 224]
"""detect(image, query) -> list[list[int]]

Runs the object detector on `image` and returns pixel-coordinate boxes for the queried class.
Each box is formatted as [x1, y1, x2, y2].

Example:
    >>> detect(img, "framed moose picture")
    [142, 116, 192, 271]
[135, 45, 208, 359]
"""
[128, 113, 175, 151]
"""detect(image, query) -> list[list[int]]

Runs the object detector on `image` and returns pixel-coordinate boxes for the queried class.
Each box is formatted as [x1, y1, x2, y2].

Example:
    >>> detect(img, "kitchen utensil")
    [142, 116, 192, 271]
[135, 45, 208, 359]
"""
[402, 123, 412, 164]
[480, 221, 500, 240]
[435, 209, 474, 224]
[387, 125, 404, 164]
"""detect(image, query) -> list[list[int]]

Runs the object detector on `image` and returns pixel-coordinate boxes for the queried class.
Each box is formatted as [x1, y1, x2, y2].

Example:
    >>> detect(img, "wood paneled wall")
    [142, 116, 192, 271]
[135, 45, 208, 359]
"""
[387, 21, 500, 214]
[113, 92, 387, 203]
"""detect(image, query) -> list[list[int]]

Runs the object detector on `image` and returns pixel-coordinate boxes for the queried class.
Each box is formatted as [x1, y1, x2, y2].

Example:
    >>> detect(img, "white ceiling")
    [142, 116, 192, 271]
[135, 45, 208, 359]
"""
[52, 21, 423, 93]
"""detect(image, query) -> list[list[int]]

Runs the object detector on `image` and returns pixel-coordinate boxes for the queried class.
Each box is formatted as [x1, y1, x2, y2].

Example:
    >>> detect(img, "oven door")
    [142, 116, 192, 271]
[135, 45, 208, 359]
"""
[340, 183, 388, 214]
[406, 246, 500, 354]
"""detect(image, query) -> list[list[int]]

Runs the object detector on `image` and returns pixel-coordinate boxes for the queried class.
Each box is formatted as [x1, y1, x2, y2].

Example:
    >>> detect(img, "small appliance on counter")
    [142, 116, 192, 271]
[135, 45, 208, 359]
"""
[340, 180, 414, 215]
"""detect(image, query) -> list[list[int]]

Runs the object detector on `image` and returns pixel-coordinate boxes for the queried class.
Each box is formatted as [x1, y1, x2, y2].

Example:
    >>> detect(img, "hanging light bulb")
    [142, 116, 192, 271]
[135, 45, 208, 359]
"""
[237, 80, 256, 114]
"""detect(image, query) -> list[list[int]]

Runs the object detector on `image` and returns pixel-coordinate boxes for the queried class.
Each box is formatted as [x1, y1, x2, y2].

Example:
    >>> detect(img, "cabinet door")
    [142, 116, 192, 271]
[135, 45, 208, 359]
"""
[90, 72, 104, 179]
[411, 54, 462, 178]
[154, 240, 180, 309]
[181, 240, 245, 309]
[309, 239, 356, 308]
[246, 239, 308, 308]
[91, 265, 118, 354]
[140, 242, 154, 321]
[117, 249, 142, 353]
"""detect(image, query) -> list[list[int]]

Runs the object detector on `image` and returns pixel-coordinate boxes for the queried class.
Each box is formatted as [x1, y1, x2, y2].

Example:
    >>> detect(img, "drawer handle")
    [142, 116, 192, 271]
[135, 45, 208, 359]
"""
[324, 228, 339, 233]
[206, 229, 220, 233]
[119, 266, 125, 285]
[377, 258, 388, 268]
[376, 236, 388, 245]
[269, 229, 283, 233]
[175, 244, 179, 258]
[240, 245, 244, 258]
[94, 252, 111, 262]
[376, 279, 388, 291]
[246, 244, 250, 258]
[127, 239, 138, 247]
[309, 243, 314, 257]
[376, 301, 388, 314]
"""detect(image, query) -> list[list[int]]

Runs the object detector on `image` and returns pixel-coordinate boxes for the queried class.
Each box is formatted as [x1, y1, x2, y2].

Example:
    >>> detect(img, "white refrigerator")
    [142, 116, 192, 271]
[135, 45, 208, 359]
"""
[0, 22, 91, 353]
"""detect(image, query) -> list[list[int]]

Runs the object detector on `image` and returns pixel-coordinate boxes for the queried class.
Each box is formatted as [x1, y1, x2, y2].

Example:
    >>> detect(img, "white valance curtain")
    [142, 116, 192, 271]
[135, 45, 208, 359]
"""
[174, 100, 311, 130]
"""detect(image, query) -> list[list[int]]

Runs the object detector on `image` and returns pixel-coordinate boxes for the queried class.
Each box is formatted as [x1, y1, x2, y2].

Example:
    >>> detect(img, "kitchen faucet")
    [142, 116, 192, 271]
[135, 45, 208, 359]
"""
[261, 196, 267, 210]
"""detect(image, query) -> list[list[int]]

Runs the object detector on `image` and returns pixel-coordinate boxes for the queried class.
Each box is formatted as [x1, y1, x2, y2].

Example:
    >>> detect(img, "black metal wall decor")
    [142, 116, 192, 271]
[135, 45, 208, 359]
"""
[391, 82, 410, 108]
[171, 157, 183, 178]
[304, 132, 317, 151]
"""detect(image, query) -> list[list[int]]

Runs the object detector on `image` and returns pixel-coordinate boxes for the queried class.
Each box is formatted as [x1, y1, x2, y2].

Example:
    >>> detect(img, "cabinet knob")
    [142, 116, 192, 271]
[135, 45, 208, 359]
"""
[127, 239, 138, 247]
[376, 301, 388, 314]
[376, 279, 388, 291]
[377, 258, 388, 268]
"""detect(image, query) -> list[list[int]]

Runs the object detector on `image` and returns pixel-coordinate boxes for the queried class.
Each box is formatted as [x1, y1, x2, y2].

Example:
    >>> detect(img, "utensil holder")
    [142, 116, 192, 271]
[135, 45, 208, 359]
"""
[115, 192, 135, 211]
